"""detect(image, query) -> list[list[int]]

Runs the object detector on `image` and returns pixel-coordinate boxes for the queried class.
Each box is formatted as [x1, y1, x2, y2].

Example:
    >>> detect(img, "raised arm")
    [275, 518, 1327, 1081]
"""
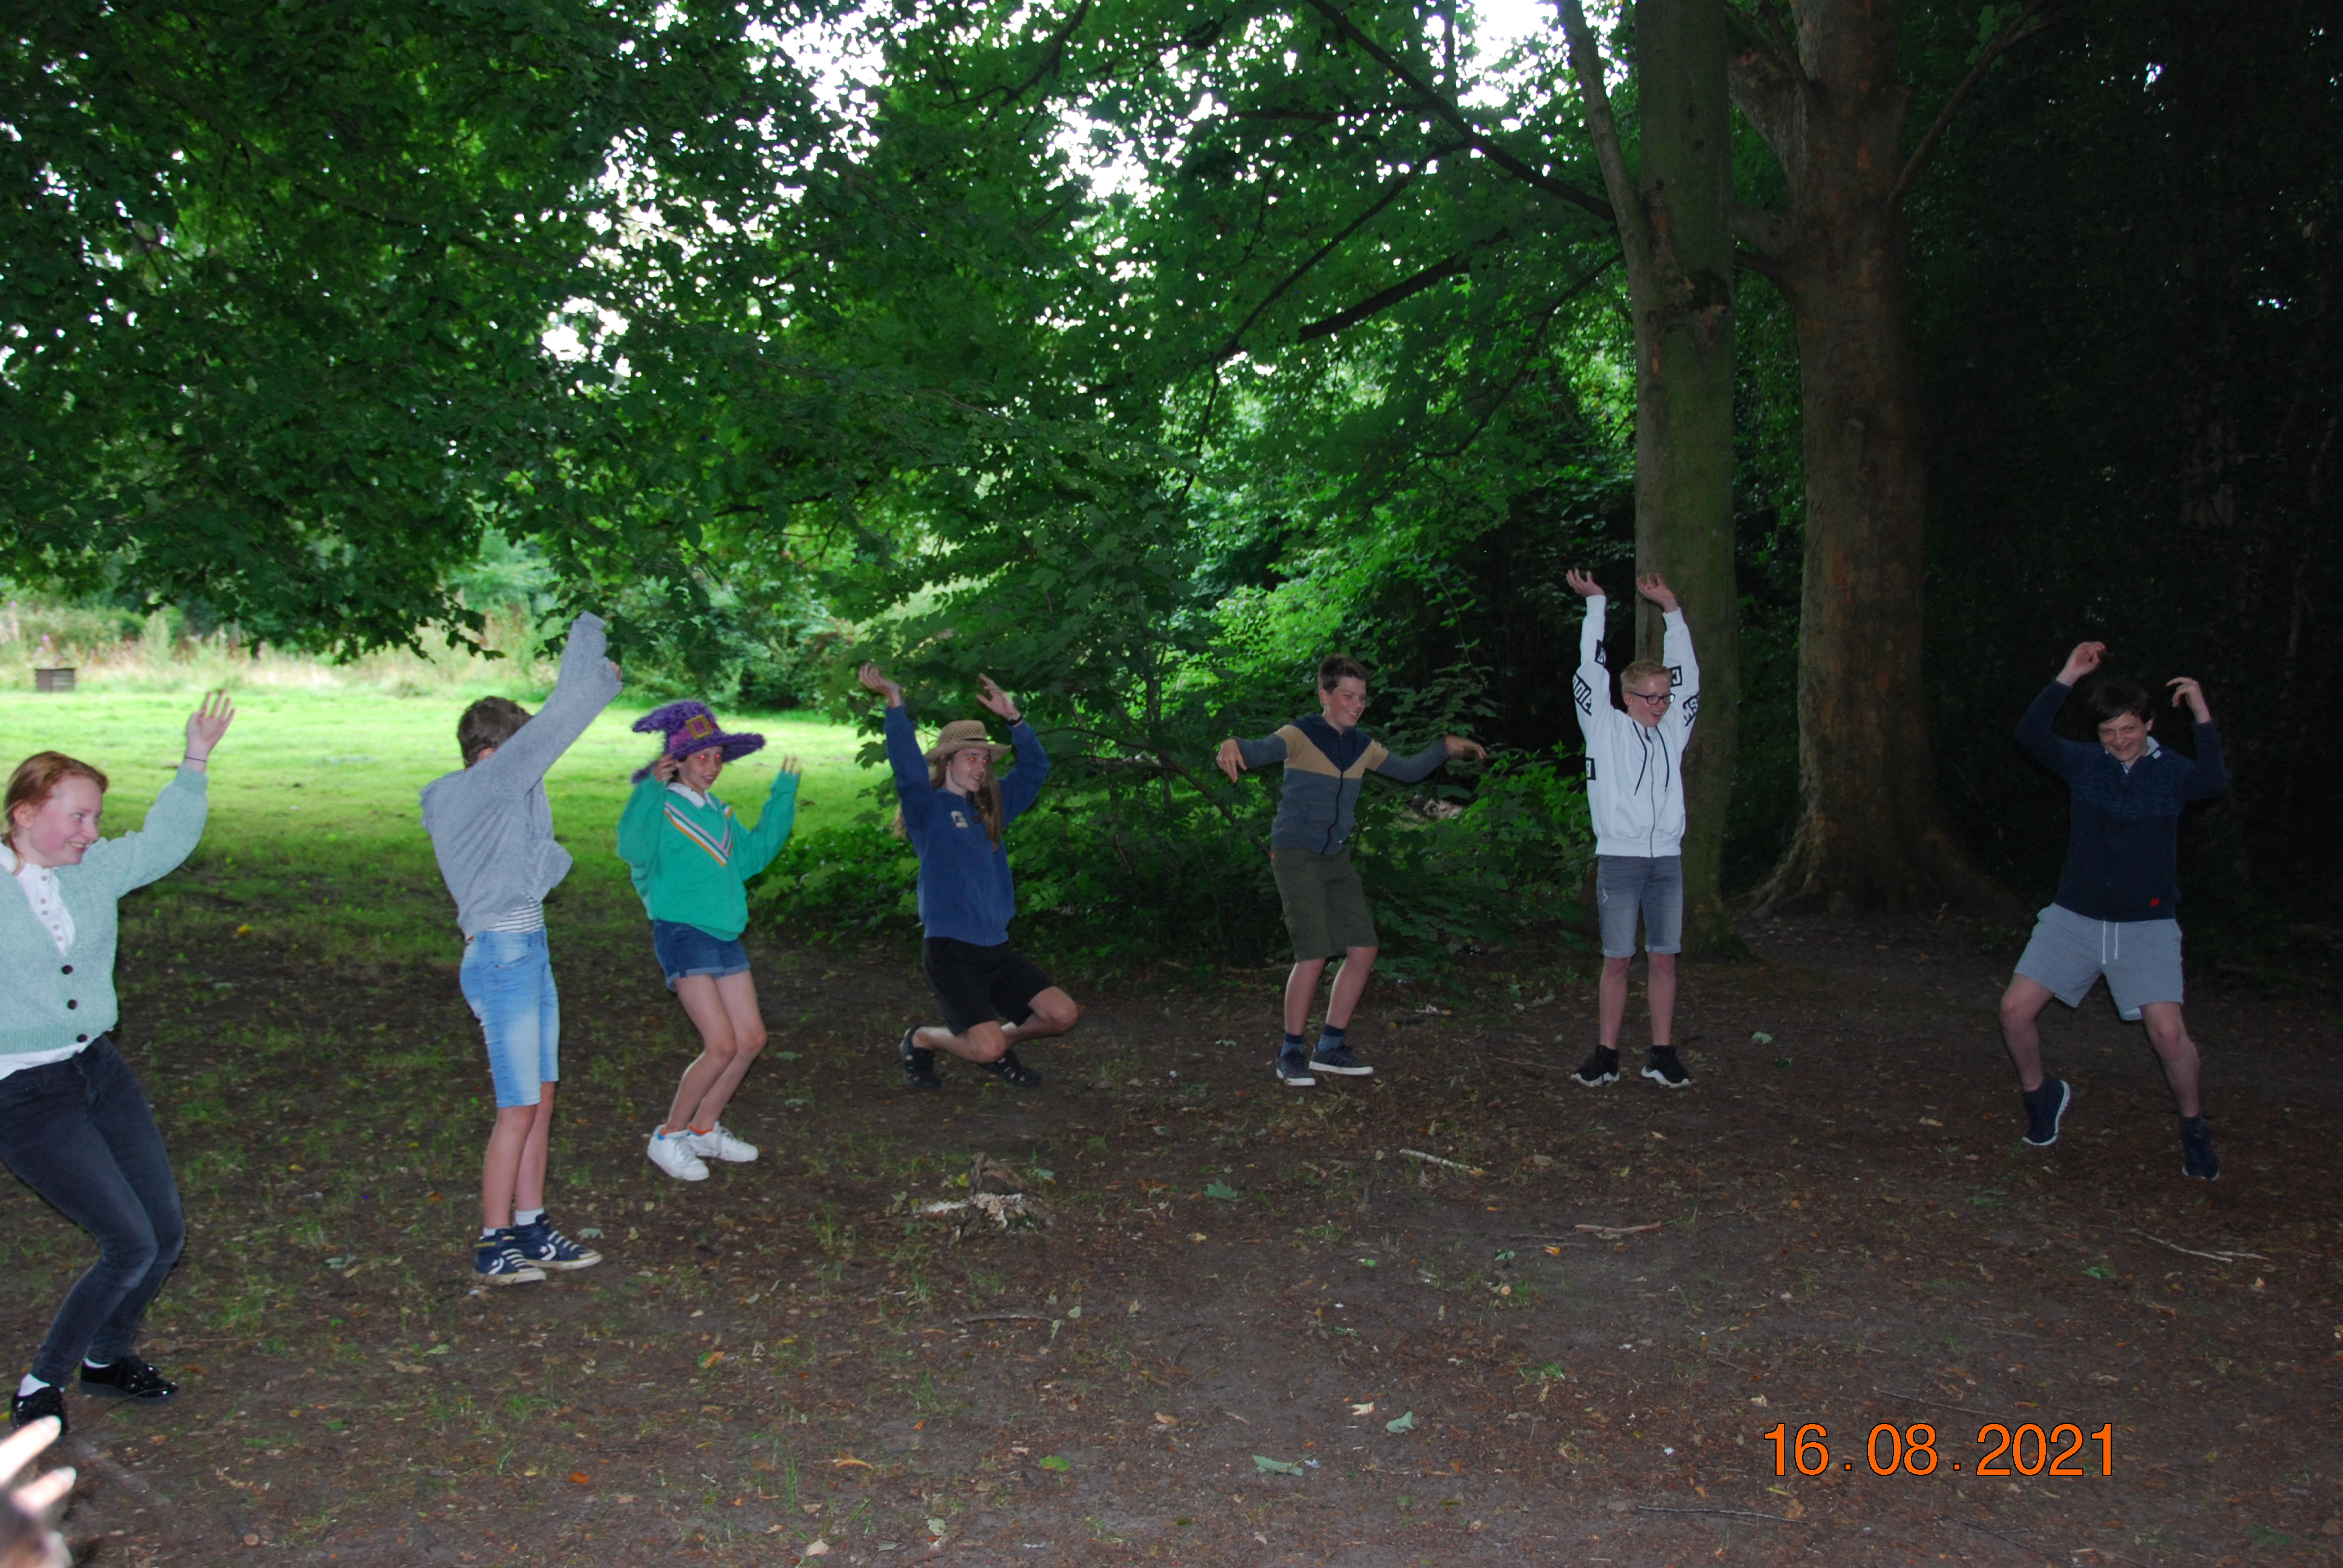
[2169, 678, 2227, 800]
[882, 704, 939, 832]
[1661, 609, 1699, 739]
[81, 693, 229, 895]
[735, 759, 802, 878]
[2017, 642, 2103, 774]
[468, 613, 623, 790]
[1567, 570, 1609, 738]
[998, 722, 1052, 823]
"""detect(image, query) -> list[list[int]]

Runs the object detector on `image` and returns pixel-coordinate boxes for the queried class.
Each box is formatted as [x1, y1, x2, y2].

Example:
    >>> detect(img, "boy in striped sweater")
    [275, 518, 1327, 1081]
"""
[617, 702, 801, 1182]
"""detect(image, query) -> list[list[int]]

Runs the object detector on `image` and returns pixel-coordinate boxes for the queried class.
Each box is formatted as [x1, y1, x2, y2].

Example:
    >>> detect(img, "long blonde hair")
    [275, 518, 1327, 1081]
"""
[893, 756, 1006, 848]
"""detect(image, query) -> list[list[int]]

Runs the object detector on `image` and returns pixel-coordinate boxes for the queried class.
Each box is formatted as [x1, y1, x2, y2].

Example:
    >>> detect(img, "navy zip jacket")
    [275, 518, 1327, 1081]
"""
[1231, 714, 1450, 854]
[883, 705, 1049, 946]
[2017, 679, 2226, 923]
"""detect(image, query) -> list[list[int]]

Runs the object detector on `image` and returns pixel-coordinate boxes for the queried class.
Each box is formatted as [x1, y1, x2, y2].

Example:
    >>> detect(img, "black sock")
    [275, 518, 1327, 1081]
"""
[2180, 1114, 2207, 1131]
[1315, 1024, 1347, 1055]
[1283, 1032, 1306, 1056]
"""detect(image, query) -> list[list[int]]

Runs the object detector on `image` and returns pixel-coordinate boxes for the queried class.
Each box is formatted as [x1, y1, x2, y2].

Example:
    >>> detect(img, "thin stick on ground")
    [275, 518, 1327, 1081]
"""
[1637, 1504, 1810, 1525]
[1397, 1149, 1484, 1175]
[1874, 1386, 1992, 1418]
[2122, 1227, 2269, 1264]
[1576, 1221, 1662, 1238]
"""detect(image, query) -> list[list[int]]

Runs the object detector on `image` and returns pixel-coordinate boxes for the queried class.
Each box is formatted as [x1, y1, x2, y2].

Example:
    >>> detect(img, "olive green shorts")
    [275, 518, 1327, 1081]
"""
[1271, 846, 1379, 961]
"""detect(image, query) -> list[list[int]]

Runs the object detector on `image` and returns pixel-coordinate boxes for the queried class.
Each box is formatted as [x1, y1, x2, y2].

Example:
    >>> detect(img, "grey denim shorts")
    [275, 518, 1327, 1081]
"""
[1596, 854, 1683, 958]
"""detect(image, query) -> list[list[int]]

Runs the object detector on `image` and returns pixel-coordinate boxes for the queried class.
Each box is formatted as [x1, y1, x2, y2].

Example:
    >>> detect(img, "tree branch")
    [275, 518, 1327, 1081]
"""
[1212, 157, 1452, 364]
[988, 0, 1096, 108]
[1295, 248, 1476, 342]
[1553, 0, 1647, 264]
[1428, 250, 1619, 459]
[1891, 0, 2054, 206]
[1300, 0, 1614, 223]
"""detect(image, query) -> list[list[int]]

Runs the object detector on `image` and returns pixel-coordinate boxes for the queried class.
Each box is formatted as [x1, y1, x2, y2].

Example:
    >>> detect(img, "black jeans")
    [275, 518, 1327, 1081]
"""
[0, 1036, 184, 1384]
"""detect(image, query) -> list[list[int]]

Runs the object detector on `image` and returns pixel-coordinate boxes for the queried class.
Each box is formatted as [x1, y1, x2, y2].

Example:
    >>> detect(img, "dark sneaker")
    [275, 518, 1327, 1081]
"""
[1276, 1050, 1317, 1088]
[79, 1356, 177, 1404]
[978, 1050, 1043, 1088]
[474, 1236, 547, 1286]
[1570, 1047, 1619, 1088]
[1642, 1047, 1691, 1088]
[511, 1217, 601, 1272]
[10, 1382, 67, 1435]
[2180, 1117, 2220, 1181]
[2021, 1078, 2071, 1147]
[1310, 1042, 1374, 1077]
[899, 1027, 941, 1090]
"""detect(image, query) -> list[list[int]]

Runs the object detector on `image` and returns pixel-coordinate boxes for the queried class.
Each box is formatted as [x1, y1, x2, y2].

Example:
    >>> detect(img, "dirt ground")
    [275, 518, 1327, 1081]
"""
[8, 903, 2343, 1567]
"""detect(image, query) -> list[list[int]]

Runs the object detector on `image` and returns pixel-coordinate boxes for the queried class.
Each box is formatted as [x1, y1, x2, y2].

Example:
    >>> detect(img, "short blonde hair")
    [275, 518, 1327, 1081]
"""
[1619, 659, 1672, 692]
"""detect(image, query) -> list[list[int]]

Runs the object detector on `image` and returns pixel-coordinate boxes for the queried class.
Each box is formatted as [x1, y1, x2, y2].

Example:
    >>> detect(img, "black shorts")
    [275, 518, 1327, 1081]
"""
[923, 937, 1055, 1037]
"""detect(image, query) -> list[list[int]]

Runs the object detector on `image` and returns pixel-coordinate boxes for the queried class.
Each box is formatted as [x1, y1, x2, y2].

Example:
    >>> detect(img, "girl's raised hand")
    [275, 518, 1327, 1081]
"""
[857, 662, 903, 707]
[185, 689, 235, 763]
[779, 754, 804, 777]
[974, 674, 1021, 723]
[651, 751, 683, 783]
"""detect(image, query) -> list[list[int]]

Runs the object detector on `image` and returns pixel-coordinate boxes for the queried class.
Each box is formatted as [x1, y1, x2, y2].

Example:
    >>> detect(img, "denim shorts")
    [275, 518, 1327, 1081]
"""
[1596, 854, 1684, 958]
[651, 919, 751, 990]
[460, 929, 559, 1109]
[2014, 904, 2183, 1021]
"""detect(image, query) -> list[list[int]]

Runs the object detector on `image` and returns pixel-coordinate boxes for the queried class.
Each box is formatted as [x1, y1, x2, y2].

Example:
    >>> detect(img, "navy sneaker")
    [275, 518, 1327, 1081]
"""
[474, 1234, 547, 1286]
[511, 1217, 601, 1272]
[1642, 1047, 1691, 1089]
[1570, 1047, 1619, 1088]
[1311, 1042, 1374, 1077]
[10, 1382, 66, 1435]
[899, 1027, 941, 1090]
[2180, 1117, 2220, 1181]
[1276, 1049, 1317, 1088]
[2021, 1078, 2072, 1147]
[79, 1356, 176, 1404]
[978, 1050, 1043, 1088]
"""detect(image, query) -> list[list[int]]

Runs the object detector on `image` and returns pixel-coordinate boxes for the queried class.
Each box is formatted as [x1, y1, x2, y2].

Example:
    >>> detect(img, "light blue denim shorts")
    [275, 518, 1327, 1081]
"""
[1596, 854, 1684, 958]
[460, 928, 560, 1108]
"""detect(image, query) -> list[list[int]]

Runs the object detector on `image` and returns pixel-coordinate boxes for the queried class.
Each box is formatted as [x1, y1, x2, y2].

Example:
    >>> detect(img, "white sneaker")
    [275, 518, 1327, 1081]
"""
[646, 1129, 709, 1181]
[686, 1123, 758, 1163]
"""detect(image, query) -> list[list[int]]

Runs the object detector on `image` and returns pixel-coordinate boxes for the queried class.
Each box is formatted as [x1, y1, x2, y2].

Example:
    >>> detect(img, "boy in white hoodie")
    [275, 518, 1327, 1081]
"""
[1564, 570, 1699, 1089]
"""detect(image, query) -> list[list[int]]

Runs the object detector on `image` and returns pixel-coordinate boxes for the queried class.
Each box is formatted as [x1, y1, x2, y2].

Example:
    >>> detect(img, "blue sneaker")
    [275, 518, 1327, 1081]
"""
[511, 1217, 601, 1272]
[2180, 1117, 2220, 1181]
[474, 1233, 546, 1286]
[1310, 1042, 1373, 1077]
[1276, 1050, 1316, 1088]
[2021, 1078, 2071, 1147]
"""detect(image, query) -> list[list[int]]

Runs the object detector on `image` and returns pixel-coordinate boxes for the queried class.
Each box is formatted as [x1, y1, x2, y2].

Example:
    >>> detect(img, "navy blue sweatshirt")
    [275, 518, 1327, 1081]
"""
[2017, 679, 2226, 923]
[883, 705, 1049, 946]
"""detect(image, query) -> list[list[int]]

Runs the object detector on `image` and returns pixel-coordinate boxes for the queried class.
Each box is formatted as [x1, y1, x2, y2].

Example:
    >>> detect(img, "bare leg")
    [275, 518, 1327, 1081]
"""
[481, 1083, 555, 1232]
[1645, 953, 1677, 1047]
[663, 972, 767, 1133]
[2139, 1002, 2202, 1119]
[1283, 959, 1331, 1035]
[1002, 987, 1081, 1048]
[1998, 975, 2057, 1092]
[916, 1019, 1008, 1064]
[1598, 955, 1631, 1049]
[1323, 947, 1377, 1028]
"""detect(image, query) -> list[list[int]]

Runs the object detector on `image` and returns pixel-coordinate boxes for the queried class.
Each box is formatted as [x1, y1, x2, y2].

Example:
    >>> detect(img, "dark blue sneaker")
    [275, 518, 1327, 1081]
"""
[79, 1355, 176, 1403]
[2021, 1078, 2071, 1147]
[2180, 1117, 2220, 1181]
[511, 1217, 601, 1272]
[473, 1233, 546, 1286]
[1276, 1050, 1316, 1088]
[9, 1381, 65, 1435]
[1311, 1042, 1373, 1077]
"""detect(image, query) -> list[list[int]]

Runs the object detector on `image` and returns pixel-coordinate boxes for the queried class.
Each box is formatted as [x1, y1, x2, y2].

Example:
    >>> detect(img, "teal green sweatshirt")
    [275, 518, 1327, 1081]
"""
[615, 774, 798, 941]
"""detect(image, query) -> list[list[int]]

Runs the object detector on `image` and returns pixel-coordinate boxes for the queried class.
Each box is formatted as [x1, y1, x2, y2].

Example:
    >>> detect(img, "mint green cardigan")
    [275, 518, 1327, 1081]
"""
[0, 766, 208, 1069]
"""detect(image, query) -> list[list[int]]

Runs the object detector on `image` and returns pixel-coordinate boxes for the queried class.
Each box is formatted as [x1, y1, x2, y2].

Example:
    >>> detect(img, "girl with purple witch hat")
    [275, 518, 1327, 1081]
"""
[617, 702, 800, 1182]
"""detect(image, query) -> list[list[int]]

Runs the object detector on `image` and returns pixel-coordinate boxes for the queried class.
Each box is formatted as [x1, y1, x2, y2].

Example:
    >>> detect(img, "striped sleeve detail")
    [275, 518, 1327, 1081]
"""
[663, 804, 734, 867]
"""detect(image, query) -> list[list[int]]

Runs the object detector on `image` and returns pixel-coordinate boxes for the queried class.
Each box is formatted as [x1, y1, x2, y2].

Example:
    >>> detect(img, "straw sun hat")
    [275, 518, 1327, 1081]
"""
[923, 719, 1012, 764]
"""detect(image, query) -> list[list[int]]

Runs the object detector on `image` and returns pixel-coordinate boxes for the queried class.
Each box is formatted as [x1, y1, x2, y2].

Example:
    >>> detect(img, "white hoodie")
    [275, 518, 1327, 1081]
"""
[1571, 595, 1700, 858]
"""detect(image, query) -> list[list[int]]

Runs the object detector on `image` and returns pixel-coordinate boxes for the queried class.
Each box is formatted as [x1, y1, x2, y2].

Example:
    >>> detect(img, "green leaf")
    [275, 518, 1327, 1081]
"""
[1385, 1411, 1417, 1434]
[1253, 1455, 1303, 1475]
[1202, 1181, 1240, 1201]
[1038, 1455, 1071, 1472]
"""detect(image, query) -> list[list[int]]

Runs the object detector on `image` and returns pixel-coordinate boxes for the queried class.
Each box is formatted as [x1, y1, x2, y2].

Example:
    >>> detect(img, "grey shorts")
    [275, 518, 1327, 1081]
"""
[2013, 904, 2183, 1021]
[1596, 855, 1683, 958]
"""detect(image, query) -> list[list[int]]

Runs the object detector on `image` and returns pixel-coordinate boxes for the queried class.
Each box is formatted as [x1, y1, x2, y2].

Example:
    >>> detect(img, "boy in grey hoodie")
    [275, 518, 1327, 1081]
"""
[421, 613, 622, 1284]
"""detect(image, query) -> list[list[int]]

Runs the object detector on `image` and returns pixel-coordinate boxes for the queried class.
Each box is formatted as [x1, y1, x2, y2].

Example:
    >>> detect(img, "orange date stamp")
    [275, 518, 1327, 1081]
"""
[1762, 1422, 2116, 1477]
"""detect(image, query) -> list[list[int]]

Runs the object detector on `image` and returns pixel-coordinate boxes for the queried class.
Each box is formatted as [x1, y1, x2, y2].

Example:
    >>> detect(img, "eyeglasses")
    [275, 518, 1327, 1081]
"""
[1628, 689, 1674, 705]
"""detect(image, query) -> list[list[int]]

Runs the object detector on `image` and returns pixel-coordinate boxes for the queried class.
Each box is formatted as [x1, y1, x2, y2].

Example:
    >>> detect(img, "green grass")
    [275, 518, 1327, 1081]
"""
[0, 688, 873, 962]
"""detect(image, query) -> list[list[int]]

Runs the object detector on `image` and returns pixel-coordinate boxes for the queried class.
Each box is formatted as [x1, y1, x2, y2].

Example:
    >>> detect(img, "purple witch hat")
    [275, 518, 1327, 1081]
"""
[631, 701, 767, 782]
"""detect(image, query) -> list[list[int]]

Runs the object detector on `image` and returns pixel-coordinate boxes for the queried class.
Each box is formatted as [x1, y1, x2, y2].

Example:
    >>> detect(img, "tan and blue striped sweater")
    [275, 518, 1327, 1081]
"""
[1233, 716, 1450, 854]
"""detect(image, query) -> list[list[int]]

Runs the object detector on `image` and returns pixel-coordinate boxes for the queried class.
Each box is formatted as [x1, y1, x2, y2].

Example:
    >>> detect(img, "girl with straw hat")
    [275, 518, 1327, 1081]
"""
[856, 664, 1079, 1089]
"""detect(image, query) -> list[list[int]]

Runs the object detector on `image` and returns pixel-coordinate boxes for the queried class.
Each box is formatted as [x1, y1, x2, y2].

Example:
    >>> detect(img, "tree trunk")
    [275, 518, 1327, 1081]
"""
[1732, 0, 2014, 916]
[1565, 0, 1746, 956]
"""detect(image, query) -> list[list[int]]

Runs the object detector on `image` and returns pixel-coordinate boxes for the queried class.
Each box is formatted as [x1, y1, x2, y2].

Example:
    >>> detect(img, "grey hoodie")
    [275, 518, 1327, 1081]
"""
[420, 613, 623, 935]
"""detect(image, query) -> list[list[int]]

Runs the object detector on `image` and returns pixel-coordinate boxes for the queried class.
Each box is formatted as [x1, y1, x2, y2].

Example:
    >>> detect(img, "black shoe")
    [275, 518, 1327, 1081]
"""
[978, 1049, 1042, 1088]
[2021, 1078, 2071, 1147]
[1642, 1047, 1691, 1089]
[1309, 1042, 1374, 1077]
[899, 1027, 940, 1090]
[8, 1382, 66, 1435]
[1276, 1049, 1316, 1088]
[79, 1356, 177, 1404]
[1570, 1047, 1619, 1088]
[2180, 1116, 2220, 1181]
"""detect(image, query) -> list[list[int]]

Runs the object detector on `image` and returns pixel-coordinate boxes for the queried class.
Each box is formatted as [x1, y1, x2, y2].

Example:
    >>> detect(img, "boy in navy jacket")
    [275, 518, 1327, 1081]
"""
[1999, 640, 2226, 1178]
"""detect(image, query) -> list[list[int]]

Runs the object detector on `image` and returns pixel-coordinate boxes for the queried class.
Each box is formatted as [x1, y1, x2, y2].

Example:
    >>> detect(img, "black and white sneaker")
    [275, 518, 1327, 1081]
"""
[1276, 1049, 1317, 1088]
[2020, 1078, 2071, 1147]
[1642, 1047, 1691, 1089]
[79, 1356, 177, 1404]
[2180, 1116, 2220, 1181]
[9, 1382, 66, 1435]
[899, 1027, 941, 1090]
[978, 1050, 1043, 1088]
[1570, 1047, 1619, 1088]
[473, 1236, 548, 1286]
[1310, 1042, 1374, 1077]
[511, 1217, 602, 1271]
